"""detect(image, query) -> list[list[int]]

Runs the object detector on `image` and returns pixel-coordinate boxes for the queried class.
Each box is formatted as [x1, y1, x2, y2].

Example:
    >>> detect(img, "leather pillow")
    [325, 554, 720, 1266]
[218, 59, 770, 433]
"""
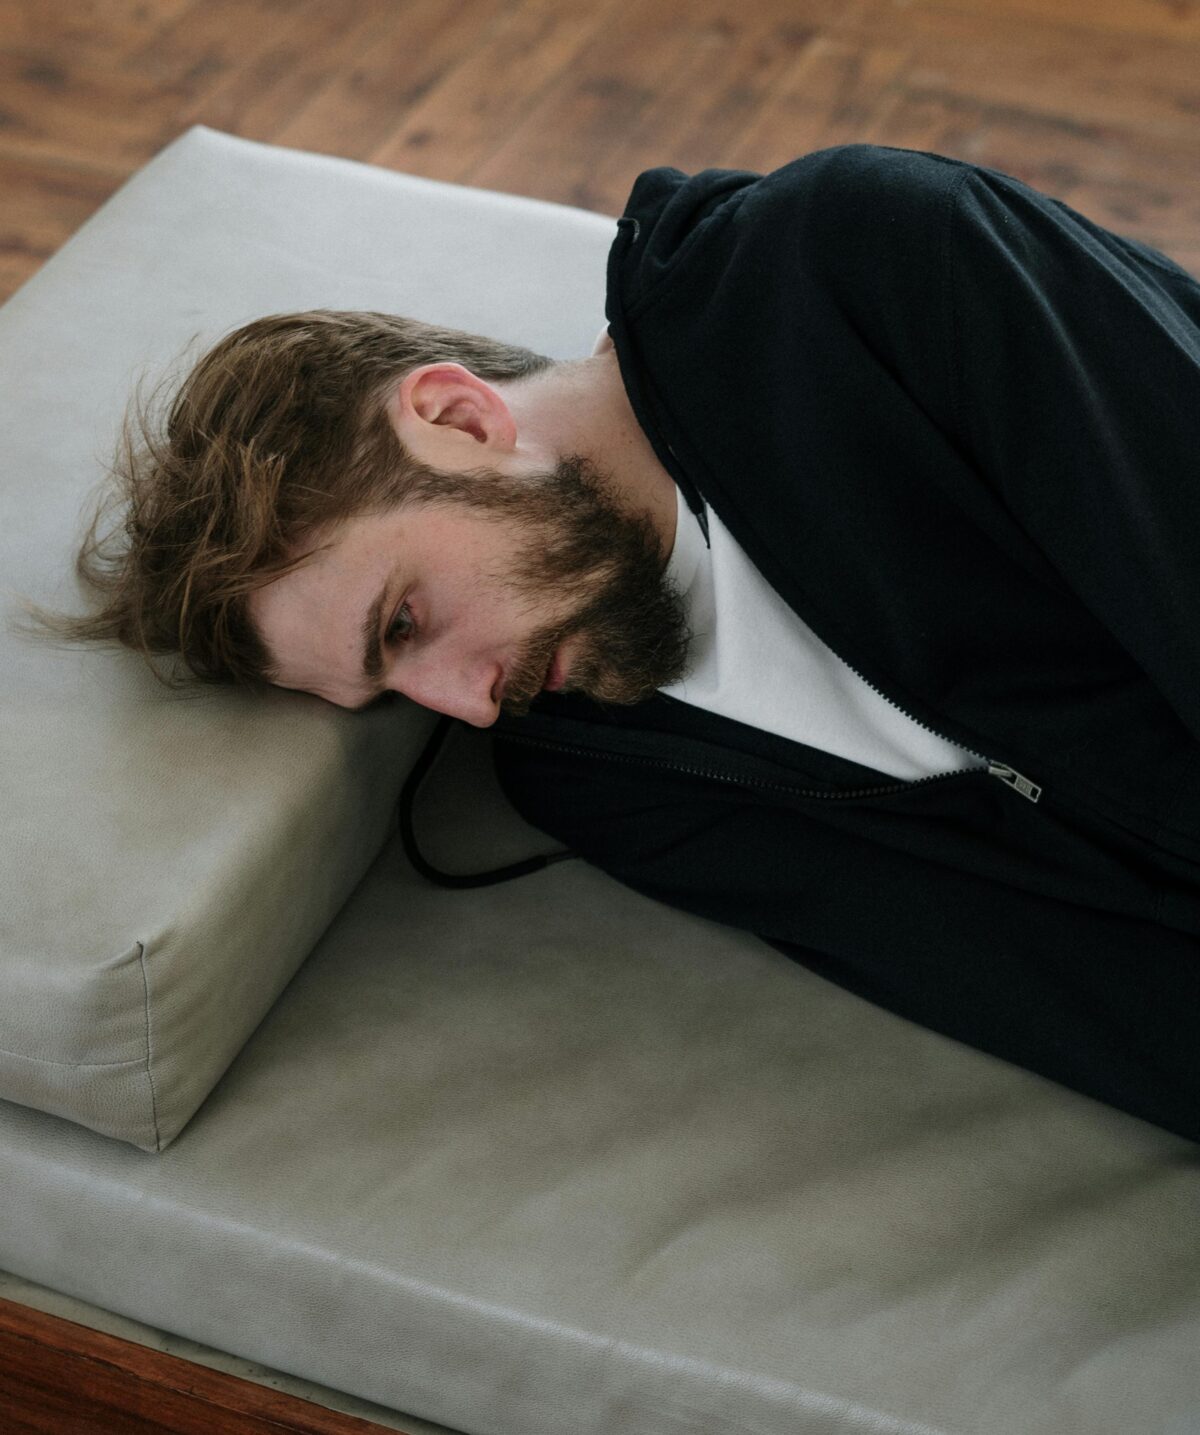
[0, 127, 615, 1149]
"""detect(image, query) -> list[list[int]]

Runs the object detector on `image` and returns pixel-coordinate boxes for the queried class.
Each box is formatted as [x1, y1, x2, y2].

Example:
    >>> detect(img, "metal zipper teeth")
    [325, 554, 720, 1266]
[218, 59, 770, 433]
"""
[658, 445, 1001, 777]
[834, 662, 987, 762]
[816, 656, 1043, 803]
[663, 493, 1040, 800]
[499, 732, 969, 803]
[507, 727, 1042, 806]
[660, 448, 1041, 800]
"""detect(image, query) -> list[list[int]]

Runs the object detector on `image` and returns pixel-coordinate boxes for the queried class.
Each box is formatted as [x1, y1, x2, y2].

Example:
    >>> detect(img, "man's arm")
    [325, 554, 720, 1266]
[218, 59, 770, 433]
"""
[812, 147, 1200, 742]
[492, 721, 1200, 1144]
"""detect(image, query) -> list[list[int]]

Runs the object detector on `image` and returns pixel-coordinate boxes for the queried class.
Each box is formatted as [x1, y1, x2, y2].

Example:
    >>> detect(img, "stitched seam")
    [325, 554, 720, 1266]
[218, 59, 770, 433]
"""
[0, 1045, 151, 1070]
[499, 732, 975, 801]
[136, 940, 162, 1150]
[943, 167, 974, 446]
[623, 194, 742, 321]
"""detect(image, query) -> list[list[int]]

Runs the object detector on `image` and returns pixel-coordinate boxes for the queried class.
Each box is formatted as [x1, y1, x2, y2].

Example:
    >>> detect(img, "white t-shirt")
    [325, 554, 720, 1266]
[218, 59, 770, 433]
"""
[659, 488, 984, 782]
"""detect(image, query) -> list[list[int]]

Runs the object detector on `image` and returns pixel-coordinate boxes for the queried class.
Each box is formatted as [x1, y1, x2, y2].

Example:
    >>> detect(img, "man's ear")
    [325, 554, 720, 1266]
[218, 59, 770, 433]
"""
[386, 363, 517, 465]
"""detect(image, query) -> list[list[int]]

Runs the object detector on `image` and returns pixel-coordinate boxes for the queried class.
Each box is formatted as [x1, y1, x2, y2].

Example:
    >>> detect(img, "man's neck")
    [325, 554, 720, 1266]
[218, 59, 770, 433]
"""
[499, 348, 679, 568]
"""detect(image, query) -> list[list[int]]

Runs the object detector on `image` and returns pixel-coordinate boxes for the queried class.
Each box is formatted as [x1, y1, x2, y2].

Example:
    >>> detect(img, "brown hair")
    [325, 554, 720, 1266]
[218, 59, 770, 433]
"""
[38, 310, 554, 686]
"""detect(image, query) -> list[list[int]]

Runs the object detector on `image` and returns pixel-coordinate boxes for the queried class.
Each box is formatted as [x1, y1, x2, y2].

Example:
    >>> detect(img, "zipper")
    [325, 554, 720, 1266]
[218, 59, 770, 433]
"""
[607, 212, 1039, 808]
[804, 643, 1043, 805]
[497, 732, 949, 802]
[986, 762, 1042, 803]
[506, 662, 1042, 806]
[502, 731, 1043, 808]
[668, 494, 1041, 803]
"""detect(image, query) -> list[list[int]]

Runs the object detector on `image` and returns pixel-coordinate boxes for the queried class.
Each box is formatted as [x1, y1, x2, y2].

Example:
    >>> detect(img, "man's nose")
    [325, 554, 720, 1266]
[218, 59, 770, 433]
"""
[389, 656, 503, 728]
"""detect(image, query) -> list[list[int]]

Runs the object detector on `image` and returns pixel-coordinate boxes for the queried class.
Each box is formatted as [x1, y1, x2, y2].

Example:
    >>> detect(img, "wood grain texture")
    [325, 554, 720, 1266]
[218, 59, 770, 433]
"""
[0, 0, 1198, 1426]
[0, 148, 119, 297]
[0, 0, 1194, 299]
[0, 1296, 406, 1435]
[1, 0, 1199, 302]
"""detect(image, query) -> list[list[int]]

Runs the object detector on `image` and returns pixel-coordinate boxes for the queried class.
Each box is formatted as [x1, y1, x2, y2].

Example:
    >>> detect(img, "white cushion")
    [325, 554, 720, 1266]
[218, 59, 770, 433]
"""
[0, 126, 616, 1149]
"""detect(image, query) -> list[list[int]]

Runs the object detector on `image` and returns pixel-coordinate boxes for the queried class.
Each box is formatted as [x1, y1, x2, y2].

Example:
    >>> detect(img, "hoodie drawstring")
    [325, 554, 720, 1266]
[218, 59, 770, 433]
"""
[397, 714, 576, 889]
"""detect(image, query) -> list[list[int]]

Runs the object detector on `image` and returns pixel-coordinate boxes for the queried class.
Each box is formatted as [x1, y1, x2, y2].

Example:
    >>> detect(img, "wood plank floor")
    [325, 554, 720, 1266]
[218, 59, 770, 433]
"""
[1, 0, 1199, 304]
[0, 1, 1197, 1429]
[0, 1296, 403, 1435]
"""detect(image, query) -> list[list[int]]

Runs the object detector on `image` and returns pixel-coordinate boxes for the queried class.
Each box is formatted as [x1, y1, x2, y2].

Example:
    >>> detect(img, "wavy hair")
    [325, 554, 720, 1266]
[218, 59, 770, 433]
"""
[34, 310, 553, 685]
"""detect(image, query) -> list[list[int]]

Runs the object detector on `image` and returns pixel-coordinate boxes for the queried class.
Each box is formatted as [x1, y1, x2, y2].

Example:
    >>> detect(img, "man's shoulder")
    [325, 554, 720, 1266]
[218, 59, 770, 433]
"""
[751, 144, 973, 251]
[772, 142, 968, 188]
[624, 144, 969, 237]
[620, 145, 974, 297]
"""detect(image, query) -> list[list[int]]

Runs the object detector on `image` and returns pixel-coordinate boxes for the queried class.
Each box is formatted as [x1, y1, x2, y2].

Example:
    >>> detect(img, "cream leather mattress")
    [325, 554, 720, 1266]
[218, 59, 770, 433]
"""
[1, 126, 1198, 1435]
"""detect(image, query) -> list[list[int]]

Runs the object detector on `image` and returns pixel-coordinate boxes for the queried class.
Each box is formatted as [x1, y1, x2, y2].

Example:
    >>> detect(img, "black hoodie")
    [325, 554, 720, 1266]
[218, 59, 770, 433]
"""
[480, 145, 1200, 1141]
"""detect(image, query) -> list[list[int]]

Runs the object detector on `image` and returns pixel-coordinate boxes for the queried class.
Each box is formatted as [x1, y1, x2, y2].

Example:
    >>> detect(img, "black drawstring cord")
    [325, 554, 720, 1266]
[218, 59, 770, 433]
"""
[397, 713, 576, 889]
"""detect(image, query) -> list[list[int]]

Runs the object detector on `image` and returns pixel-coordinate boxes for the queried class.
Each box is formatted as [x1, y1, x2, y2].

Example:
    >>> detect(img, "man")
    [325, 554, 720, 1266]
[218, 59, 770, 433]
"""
[61, 145, 1200, 1141]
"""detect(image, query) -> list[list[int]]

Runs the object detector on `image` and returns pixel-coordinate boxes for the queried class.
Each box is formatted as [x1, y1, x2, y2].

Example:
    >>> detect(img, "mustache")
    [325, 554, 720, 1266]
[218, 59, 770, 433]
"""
[432, 450, 691, 718]
[499, 623, 569, 716]
[499, 561, 692, 718]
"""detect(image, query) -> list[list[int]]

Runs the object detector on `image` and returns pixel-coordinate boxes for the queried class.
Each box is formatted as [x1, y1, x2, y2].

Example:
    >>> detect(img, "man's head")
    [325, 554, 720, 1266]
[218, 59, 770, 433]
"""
[59, 309, 690, 723]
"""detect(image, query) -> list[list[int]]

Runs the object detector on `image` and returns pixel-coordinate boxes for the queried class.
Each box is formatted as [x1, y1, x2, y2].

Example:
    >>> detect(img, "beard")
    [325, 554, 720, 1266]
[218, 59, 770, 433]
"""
[400, 453, 693, 716]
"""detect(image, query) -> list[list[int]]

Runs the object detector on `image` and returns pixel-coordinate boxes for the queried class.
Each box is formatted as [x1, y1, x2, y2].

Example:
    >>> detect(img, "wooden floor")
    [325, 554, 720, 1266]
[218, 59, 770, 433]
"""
[0, 1295, 402, 1435]
[1, 0, 1199, 304]
[0, 3, 1197, 1431]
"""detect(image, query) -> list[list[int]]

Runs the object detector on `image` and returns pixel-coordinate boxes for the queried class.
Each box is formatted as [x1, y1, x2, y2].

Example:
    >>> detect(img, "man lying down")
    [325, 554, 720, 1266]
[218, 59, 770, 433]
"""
[55, 145, 1200, 1142]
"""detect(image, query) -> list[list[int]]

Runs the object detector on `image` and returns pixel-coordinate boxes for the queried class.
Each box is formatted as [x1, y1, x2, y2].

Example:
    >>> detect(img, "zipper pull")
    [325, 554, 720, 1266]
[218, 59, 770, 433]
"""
[987, 762, 1042, 803]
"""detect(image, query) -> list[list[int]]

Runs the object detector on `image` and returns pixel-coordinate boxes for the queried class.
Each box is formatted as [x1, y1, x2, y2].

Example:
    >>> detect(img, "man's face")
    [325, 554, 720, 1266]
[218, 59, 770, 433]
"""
[249, 456, 691, 726]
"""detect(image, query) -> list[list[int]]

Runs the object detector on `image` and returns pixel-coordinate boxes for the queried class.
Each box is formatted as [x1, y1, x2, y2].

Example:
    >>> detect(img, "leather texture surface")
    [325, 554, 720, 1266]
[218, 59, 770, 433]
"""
[2, 127, 1198, 1435]
[0, 125, 611, 1149]
[2, 722, 1198, 1435]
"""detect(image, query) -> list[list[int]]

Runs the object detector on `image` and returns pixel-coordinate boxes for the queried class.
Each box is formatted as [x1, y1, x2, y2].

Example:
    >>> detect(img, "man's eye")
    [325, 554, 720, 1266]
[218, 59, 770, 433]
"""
[385, 603, 415, 643]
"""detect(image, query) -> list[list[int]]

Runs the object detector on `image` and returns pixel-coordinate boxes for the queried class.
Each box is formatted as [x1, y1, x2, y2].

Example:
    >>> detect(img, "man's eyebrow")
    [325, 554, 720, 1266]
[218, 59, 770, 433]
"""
[360, 581, 389, 687]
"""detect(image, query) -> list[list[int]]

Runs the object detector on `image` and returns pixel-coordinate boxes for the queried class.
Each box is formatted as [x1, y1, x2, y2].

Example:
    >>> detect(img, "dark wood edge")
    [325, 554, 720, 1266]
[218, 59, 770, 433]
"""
[0, 1295, 413, 1435]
